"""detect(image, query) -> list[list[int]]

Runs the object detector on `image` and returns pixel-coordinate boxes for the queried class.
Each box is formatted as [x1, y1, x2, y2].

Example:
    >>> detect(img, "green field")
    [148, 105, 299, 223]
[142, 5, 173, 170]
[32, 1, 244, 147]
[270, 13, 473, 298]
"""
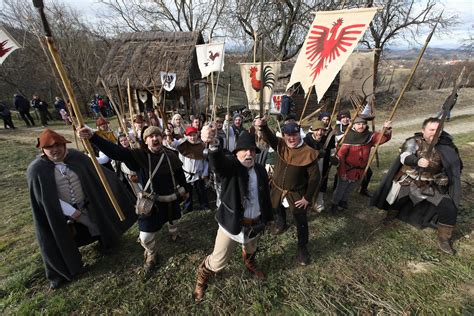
[0, 117, 473, 314]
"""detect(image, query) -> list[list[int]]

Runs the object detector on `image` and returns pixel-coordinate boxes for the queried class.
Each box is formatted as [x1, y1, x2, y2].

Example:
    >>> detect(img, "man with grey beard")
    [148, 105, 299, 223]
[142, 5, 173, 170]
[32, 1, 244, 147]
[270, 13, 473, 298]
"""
[192, 127, 272, 302]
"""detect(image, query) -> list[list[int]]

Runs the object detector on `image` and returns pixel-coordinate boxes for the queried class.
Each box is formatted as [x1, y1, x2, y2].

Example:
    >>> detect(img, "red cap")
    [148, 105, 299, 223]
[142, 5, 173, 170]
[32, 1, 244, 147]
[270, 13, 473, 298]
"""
[185, 127, 198, 135]
[36, 128, 71, 148]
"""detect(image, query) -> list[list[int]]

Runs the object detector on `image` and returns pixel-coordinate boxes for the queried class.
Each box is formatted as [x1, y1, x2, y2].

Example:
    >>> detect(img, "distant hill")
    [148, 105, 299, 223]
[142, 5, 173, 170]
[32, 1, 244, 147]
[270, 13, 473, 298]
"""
[384, 47, 471, 60]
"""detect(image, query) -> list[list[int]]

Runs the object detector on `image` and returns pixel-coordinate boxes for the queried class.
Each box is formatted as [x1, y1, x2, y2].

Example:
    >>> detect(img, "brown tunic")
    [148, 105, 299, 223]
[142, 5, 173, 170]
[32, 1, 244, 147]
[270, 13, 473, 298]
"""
[260, 124, 319, 213]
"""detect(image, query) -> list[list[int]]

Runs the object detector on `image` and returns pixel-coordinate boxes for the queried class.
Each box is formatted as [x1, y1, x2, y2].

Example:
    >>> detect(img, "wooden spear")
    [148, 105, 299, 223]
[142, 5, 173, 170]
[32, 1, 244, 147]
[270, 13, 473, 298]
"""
[359, 12, 443, 183]
[32, 0, 125, 221]
[259, 36, 264, 118]
[127, 78, 139, 145]
[299, 86, 314, 123]
[226, 83, 231, 149]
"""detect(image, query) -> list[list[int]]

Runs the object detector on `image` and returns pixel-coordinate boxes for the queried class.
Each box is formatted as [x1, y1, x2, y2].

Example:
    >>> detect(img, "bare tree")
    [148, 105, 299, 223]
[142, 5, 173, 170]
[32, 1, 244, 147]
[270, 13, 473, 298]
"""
[0, 0, 109, 112]
[228, 0, 339, 61]
[98, 0, 227, 37]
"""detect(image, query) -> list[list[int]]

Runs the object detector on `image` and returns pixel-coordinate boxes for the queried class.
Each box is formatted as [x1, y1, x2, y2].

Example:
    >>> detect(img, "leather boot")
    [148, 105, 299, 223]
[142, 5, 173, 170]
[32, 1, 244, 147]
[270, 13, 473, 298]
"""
[382, 209, 399, 226]
[140, 233, 158, 276]
[242, 249, 265, 280]
[193, 259, 215, 302]
[437, 223, 455, 255]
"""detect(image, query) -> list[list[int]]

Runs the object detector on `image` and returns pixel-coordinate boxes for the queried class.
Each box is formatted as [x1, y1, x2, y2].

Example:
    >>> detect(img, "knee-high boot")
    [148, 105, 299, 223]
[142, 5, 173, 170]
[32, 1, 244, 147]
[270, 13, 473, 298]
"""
[193, 259, 215, 302]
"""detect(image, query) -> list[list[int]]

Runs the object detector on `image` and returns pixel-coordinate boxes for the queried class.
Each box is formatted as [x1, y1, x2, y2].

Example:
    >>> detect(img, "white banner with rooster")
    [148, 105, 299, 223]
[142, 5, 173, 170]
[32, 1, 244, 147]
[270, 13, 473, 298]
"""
[0, 25, 21, 65]
[239, 62, 281, 111]
[287, 7, 379, 102]
[196, 42, 225, 78]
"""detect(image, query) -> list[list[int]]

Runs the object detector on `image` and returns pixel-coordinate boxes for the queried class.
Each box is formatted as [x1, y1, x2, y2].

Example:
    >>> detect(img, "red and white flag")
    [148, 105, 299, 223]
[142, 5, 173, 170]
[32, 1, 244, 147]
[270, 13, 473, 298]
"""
[287, 7, 379, 102]
[196, 43, 225, 78]
[0, 26, 21, 65]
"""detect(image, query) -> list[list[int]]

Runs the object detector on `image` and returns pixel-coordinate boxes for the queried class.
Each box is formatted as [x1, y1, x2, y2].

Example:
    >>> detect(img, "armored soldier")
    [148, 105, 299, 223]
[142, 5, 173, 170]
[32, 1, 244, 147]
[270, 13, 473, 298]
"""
[371, 117, 462, 254]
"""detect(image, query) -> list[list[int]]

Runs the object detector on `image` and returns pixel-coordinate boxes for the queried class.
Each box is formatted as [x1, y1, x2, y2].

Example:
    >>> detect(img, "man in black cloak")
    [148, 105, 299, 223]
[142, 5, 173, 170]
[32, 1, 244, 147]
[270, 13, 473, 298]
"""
[27, 129, 137, 289]
[371, 117, 462, 254]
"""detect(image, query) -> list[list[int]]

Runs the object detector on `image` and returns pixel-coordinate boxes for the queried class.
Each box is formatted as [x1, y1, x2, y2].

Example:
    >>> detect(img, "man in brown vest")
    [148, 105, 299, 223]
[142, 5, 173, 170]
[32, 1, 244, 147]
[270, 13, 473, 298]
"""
[255, 118, 319, 265]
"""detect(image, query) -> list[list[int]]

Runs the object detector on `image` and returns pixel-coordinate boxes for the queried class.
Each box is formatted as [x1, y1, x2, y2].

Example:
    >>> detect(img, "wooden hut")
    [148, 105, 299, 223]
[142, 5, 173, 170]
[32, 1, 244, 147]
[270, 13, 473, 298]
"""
[98, 31, 205, 116]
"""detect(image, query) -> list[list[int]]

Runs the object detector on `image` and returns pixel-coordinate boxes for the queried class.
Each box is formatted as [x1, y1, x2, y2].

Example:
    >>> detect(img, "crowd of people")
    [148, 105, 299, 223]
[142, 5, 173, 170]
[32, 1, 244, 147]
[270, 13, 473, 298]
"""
[0, 93, 115, 129]
[25, 94, 462, 301]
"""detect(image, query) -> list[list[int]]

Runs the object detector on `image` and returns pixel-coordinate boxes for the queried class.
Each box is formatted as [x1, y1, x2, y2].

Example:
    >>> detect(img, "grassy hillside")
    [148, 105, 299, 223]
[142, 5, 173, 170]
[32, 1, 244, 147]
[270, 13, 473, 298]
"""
[0, 115, 473, 314]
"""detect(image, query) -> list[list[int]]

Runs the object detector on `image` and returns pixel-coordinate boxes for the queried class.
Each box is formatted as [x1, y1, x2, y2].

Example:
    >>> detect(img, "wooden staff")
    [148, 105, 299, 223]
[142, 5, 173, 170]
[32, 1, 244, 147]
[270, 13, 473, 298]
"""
[259, 36, 264, 118]
[359, 12, 443, 183]
[127, 78, 138, 143]
[33, 0, 125, 221]
[32, 27, 82, 150]
[115, 75, 126, 124]
[226, 83, 230, 148]
[328, 91, 341, 127]
[299, 86, 314, 122]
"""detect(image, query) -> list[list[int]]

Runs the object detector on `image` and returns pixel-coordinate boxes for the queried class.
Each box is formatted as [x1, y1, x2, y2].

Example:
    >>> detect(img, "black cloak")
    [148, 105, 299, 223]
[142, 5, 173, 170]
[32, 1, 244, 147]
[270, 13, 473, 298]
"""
[370, 132, 462, 227]
[27, 149, 137, 284]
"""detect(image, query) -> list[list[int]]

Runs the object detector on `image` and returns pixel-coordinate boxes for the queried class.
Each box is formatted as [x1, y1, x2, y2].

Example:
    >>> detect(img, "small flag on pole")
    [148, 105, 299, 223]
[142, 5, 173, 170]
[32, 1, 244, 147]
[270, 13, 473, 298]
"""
[160, 71, 176, 91]
[0, 26, 21, 65]
[196, 42, 225, 78]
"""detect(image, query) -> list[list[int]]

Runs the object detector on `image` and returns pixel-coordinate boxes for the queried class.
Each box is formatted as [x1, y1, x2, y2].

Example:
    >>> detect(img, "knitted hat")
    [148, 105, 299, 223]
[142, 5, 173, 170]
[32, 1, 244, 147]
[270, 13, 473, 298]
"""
[36, 128, 71, 148]
[318, 112, 330, 120]
[142, 126, 162, 140]
[282, 122, 300, 135]
[96, 117, 108, 126]
[185, 126, 199, 135]
[337, 110, 351, 120]
[309, 120, 327, 131]
[233, 113, 243, 121]
[233, 131, 261, 154]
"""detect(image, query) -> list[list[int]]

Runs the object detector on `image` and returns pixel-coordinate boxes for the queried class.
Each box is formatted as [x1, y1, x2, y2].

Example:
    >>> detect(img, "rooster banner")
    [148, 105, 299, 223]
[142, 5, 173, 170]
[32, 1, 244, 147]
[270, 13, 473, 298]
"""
[339, 50, 375, 101]
[160, 71, 176, 92]
[0, 26, 21, 65]
[196, 43, 225, 78]
[239, 62, 281, 111]
[287, 7, 379, 102]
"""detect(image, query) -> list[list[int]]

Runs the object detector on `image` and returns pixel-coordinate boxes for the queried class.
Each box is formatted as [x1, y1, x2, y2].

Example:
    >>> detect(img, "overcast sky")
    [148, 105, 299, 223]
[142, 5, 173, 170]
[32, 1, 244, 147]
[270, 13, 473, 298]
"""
[63, 0, 473, 49]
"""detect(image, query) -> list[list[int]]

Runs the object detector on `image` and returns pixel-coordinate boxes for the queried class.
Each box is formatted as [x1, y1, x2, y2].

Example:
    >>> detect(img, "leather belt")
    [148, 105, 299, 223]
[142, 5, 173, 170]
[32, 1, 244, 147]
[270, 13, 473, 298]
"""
[242, 216, 261, 226]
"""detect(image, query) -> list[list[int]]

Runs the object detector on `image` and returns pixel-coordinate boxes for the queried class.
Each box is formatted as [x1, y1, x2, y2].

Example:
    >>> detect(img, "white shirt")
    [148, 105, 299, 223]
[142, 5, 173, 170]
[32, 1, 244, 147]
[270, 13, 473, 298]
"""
[220, 167, 261, 244]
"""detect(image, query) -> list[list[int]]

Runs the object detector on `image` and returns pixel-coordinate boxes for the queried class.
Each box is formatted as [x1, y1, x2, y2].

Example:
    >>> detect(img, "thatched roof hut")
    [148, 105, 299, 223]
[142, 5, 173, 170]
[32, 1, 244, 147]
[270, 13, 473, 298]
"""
[98, 31, 204, 90]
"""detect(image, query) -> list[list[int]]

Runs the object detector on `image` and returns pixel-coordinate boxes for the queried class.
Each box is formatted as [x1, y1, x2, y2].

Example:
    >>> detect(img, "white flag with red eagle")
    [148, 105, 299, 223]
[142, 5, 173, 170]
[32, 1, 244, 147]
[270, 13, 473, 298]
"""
[287, 7, 379, 102]
[196, 43, 225, 78]
[0, 26, 21, 65]
[239, 62, 281, 111]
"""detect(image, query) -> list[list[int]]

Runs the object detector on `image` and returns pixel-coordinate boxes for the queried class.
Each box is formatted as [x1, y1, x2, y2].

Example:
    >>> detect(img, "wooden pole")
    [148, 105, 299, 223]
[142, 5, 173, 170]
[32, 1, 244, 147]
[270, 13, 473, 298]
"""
[127, 78, 138, 142]
[299, 86, 314, 122]
[259, 36, 264, 118]
[33, 0, 125, 221]
[359, 12, 443, 183]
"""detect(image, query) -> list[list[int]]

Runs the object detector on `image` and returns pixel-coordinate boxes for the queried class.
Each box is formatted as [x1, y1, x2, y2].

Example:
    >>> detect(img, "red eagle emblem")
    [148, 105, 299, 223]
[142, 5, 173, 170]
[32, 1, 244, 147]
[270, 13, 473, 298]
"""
[0, 40, 13, 57]
[306, 18, 365, 81]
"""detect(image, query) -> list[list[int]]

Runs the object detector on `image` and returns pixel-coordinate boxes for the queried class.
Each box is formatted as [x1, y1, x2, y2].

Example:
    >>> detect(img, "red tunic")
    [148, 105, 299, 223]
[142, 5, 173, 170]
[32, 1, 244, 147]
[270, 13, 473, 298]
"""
[337, 131, 391, 180]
